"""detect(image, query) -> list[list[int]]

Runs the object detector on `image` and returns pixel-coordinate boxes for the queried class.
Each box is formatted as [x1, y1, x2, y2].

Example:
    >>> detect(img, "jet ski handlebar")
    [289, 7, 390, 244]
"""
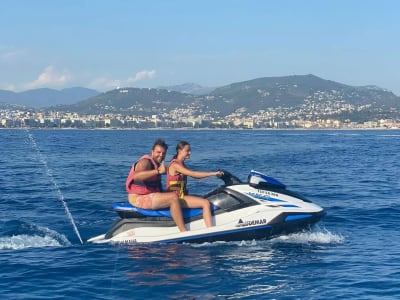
[218, 170, 242, 186]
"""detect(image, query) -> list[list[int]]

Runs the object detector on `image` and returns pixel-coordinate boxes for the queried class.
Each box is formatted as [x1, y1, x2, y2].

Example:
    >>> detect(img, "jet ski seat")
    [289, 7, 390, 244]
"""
[112, 202, 219, 219]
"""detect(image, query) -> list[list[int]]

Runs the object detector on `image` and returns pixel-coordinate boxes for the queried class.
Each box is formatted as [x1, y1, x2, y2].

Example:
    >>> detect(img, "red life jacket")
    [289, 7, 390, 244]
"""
[166, 159, 187, 198]
[126, 154, 162, 194]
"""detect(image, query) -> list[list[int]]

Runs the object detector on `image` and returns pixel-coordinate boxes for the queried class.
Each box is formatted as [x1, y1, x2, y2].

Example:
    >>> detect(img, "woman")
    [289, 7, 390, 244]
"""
[167, 141, 223, 228]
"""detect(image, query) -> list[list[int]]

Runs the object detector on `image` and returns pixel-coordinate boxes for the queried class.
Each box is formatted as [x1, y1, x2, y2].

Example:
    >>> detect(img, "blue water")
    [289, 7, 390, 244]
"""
[1, 129, 399, 299]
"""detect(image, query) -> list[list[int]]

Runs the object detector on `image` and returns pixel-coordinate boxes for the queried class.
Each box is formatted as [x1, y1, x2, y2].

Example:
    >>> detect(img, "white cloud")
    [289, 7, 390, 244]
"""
[0, 83, 17, 91]
[89, 70, 157, 91]
[127, 70, 156, 84]
[0, 46, 25, 62]
[88, 77, 121, 91]
[24, 66, 71, 90]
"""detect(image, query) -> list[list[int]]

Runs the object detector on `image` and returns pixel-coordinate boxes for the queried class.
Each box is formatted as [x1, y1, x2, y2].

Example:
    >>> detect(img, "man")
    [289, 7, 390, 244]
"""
[126, 139, 186, 232]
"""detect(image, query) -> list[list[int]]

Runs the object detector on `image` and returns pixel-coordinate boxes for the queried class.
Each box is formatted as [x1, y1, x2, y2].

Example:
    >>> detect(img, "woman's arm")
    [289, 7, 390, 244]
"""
[171, 161, 221, 179]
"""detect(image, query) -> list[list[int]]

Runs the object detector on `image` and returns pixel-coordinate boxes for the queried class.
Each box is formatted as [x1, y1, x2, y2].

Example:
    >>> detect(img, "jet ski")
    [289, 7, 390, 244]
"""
[87, 170, 325, 244]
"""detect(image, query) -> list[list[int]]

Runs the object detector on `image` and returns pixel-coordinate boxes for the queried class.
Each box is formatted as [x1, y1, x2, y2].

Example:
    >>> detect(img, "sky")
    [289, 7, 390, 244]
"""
[1, 0, 399, 95]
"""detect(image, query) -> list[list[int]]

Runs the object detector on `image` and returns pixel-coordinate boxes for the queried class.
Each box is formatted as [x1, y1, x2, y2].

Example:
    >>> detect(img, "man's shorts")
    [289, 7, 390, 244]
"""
[129, 194, 155, 209]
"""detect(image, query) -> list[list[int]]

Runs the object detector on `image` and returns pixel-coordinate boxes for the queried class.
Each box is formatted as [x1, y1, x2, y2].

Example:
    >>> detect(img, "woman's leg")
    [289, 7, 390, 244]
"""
[152, 192, 187, 232]
[181, 195, 213, 228]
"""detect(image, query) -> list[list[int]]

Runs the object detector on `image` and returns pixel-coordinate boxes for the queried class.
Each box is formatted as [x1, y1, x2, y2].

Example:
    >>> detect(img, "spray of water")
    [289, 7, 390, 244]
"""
[26, 130, 84, 244]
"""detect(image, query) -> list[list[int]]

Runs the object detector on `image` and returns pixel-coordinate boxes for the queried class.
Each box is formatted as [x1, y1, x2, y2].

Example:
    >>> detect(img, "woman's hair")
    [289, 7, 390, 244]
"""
[173, 140, 190, 159]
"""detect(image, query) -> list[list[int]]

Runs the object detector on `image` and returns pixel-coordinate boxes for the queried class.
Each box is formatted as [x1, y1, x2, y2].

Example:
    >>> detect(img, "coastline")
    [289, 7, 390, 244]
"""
[1, 127, 399, 131]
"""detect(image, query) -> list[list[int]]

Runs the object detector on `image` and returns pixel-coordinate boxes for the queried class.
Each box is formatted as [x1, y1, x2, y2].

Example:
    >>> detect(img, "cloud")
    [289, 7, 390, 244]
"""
[88, 77, 121, 90]
[127, 70, 156, 84]
[0, 46, 25, 62]
[24, 66, 71, 90]
[89, 70, 157, 91]
[0, 83, 17, 91]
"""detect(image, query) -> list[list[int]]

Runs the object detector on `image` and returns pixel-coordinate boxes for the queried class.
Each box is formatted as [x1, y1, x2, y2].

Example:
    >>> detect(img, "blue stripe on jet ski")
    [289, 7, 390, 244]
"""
[159, 224, 273, 244]
[285, 214, 312, 221]
[247, 193, 300, 208]
[247, 193, 285, 202]
[267, 197, 285, 202]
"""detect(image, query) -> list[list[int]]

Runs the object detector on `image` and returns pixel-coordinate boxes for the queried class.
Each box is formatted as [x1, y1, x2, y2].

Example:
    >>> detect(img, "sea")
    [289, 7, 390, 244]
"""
[1, 129, 399, 299]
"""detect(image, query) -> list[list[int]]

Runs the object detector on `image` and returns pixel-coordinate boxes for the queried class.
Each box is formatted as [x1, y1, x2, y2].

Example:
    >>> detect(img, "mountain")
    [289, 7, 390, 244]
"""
[50, 75, 400, 124]
[210, 74, 348, 109]
[3, 75, 399, 123]
[0, 90, 18, 106]
[56, 87, 198, 115]
[0, 87, 100, 108]
[208, 74, 399, 114]
[157, 83, 216, 95]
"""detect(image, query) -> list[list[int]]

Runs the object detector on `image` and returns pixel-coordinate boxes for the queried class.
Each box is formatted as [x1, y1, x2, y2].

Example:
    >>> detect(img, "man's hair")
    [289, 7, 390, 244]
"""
[152, 139, 168, 150]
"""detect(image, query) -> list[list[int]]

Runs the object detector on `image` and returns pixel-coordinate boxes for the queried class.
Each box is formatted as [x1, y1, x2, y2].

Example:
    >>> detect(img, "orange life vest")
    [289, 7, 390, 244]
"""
[126, 154, 161, 194]
[166, 159, 187, 198]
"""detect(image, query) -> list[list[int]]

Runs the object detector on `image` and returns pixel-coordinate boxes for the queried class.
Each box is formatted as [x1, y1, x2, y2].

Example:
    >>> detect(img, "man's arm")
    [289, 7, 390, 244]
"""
[133, 159, 159, 181]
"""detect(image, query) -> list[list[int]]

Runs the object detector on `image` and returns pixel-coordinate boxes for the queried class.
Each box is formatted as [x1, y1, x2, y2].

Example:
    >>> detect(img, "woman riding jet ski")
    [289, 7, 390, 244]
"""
[87, 170, 325, 244]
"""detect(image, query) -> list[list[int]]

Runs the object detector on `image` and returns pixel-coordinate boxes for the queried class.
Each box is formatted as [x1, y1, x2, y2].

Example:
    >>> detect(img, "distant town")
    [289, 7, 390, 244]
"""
[2, 75, 400, 130]
[1, 106, 399, 129]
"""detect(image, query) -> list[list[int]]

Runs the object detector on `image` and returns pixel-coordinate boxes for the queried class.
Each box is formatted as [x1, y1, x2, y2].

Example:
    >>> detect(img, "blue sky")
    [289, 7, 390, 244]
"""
[1, 0, 399, 95]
